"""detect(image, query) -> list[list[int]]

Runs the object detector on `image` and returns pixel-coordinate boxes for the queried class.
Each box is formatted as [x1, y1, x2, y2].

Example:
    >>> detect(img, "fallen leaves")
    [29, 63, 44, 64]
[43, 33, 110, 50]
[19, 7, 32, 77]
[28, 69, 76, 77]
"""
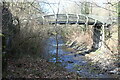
[5, 55, 77, 78]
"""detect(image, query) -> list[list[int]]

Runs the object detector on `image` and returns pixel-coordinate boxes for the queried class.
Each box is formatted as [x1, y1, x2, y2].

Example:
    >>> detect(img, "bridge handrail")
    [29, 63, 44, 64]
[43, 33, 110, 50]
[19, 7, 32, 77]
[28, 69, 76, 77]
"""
[42, 14, 112, 25]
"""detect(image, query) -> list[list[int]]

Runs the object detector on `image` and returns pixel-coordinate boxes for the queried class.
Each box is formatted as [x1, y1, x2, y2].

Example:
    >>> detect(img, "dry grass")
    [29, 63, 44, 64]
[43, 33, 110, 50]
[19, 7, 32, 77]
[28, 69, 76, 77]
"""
[62, 25, 93, 49]
[105, 25, 118, 54]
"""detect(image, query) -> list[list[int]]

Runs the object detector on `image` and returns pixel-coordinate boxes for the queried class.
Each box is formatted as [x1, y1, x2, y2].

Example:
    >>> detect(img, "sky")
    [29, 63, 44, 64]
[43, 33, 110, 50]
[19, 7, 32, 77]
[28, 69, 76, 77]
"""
[39, 0, 108, 14]
[46, 0, 108, 6]
[39, 0, 118, 14]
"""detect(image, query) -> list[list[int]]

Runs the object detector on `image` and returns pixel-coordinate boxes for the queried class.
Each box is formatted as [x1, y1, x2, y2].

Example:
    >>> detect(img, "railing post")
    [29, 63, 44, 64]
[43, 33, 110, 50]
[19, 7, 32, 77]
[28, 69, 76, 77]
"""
[76, 14, 79, 24]
[93, 19, 97, 26]
[42, 16, 44, 25]
[66, 14, 69, 24]
[85, 16, 89, 30]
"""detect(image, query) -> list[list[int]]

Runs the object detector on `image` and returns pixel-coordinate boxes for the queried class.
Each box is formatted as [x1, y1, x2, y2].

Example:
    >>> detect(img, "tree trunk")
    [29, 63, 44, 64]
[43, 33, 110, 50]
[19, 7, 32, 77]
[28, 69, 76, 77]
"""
[55, 33, 59, 63]
[118, 1, 120, 59]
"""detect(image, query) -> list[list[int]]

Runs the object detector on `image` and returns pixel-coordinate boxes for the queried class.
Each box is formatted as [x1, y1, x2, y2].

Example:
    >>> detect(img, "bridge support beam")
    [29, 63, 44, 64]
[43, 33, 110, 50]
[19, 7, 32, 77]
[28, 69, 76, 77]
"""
[101, 24, 105, 49]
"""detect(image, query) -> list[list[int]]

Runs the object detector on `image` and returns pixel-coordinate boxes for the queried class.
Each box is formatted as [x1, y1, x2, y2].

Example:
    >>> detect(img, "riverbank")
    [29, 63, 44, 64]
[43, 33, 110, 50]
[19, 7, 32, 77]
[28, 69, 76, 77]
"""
[40, 35, 118, 78]
[61, 25, 119, 78]
[4, 54, 78, 79]
[85, 25, 119, 76]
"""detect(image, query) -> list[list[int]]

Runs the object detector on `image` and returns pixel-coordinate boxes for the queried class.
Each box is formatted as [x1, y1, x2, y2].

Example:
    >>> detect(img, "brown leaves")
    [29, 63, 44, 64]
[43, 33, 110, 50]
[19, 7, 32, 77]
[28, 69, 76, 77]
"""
[6, 55, 77, 78]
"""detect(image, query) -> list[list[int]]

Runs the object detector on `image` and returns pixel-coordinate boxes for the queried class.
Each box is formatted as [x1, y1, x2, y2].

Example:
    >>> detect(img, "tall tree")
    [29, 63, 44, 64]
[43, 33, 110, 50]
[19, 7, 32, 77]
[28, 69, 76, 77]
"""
[81, 1, 90, 15]
[118, 1, 120, 57]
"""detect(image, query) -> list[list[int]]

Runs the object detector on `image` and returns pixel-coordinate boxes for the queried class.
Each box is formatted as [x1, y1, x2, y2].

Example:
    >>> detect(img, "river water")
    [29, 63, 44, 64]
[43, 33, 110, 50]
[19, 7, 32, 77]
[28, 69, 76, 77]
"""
[43, 35, 117, 78]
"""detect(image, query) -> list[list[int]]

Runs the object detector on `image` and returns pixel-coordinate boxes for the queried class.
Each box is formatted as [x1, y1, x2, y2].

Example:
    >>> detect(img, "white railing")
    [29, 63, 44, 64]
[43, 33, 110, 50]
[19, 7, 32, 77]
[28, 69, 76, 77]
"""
[42, 14, 107, 25]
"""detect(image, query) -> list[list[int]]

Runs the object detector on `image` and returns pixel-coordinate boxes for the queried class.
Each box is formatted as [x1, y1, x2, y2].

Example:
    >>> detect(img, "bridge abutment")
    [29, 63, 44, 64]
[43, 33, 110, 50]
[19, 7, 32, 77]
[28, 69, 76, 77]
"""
[92, 24, 102, 51]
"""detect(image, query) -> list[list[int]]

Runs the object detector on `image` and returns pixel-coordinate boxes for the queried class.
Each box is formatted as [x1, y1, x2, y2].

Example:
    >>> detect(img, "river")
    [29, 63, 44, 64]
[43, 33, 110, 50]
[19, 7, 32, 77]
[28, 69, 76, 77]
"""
[42, 35, 117, 78]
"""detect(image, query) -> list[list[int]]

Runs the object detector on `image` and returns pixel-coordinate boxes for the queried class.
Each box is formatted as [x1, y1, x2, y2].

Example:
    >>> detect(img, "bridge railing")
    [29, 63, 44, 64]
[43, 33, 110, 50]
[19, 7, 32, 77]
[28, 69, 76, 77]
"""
[43, 14, 103, 25]
[57, 14, 67, 22]
[68, 14, 77, 23]
[43, 15, 55, 23]
[88, 17, 96, 25]
[78, 15, 87, 24]
[43, 14, 87, 24]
